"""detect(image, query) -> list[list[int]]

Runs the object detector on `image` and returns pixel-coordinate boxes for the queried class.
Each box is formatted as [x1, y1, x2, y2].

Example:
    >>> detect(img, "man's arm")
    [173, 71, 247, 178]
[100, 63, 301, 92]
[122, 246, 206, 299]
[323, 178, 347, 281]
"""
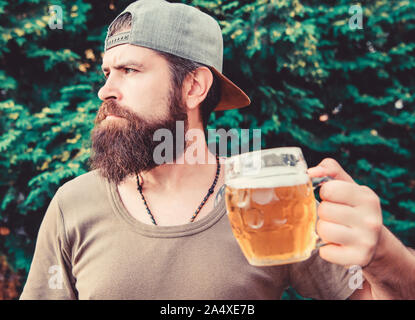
[356, 226, 415, 299]
[20, 192, 77, 299]
[349, 226, 415, 300]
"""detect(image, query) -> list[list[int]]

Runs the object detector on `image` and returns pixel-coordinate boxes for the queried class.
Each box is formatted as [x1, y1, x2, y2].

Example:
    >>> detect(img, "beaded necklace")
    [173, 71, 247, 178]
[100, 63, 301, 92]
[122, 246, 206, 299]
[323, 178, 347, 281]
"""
[136, 155, 220, 225]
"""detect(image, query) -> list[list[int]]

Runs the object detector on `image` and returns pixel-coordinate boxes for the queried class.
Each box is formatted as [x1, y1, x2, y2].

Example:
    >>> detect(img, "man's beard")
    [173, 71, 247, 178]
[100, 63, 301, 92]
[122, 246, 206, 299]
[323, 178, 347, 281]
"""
[88, 86, 188, 185]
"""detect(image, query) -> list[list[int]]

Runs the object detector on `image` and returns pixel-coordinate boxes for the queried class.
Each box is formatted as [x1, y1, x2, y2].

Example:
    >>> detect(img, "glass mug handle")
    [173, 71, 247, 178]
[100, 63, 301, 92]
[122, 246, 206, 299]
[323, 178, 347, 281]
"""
[311, 176, 334, 249]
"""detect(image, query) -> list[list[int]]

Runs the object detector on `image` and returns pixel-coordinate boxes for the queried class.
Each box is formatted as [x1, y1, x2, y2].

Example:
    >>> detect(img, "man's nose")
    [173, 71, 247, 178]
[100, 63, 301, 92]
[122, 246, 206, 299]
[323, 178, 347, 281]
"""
[98, 76, 122, 101]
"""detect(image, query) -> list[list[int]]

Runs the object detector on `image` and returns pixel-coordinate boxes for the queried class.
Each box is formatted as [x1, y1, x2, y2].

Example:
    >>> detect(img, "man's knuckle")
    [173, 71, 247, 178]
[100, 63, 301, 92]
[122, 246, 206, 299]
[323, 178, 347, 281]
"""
[372, 220, 383, 234]
[360, 185, 372, 194]
[363, 215, 382, 232]
[320, 158, 339, 168]
[360, 186, 380, 206]
[369, 196, 381, 210]
[354, 246, 372, 264]
[359, 255, 371, 268]
[361, 236, 377, 251]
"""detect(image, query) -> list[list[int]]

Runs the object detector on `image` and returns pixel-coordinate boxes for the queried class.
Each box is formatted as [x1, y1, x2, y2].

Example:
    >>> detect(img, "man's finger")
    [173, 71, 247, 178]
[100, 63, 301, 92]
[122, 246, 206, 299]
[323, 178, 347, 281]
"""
[319, 244, 372, 268]
[307, 158, 355, 184]
[319, 180, 364, 207]
[319, 244, 356, 267]
[317, 219, 354, 246]
[317, 200, 359, 228]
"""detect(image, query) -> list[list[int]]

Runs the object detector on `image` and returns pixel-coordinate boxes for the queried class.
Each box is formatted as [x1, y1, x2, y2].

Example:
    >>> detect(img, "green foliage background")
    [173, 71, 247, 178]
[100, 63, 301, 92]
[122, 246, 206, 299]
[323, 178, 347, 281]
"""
[0, 0, 414, 300]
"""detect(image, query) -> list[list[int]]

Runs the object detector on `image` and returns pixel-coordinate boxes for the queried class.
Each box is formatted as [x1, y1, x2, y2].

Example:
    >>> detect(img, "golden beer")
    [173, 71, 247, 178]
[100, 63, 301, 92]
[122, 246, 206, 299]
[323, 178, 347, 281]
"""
[225, 172, 319, 266]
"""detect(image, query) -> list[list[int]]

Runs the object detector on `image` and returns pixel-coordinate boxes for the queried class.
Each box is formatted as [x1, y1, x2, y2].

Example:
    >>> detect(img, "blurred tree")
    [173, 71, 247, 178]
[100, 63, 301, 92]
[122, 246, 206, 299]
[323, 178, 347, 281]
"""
[0, 0, 127, 296]
[0, 254, 20, 300]
[0, 0, 414, 300]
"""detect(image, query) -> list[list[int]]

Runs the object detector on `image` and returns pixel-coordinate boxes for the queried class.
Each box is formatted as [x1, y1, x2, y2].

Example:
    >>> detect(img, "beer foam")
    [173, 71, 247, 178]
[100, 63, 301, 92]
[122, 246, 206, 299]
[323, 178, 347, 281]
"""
[226, 172, 310, 189]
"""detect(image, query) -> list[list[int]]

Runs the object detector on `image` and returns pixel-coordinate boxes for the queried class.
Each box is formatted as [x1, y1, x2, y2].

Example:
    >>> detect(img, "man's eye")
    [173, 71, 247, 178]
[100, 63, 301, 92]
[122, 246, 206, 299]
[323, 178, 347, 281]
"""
[124, 68, 137, 74]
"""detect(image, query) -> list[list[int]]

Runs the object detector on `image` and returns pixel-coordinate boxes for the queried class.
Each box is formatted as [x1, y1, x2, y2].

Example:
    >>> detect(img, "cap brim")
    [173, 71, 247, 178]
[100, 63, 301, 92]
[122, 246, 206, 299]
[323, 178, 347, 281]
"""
[210, 67, 251, 111]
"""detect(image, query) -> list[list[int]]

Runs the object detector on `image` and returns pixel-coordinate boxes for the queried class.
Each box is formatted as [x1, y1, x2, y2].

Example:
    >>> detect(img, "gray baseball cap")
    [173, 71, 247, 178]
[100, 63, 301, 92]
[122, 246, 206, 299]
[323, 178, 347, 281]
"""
[104, 0, 251, 111]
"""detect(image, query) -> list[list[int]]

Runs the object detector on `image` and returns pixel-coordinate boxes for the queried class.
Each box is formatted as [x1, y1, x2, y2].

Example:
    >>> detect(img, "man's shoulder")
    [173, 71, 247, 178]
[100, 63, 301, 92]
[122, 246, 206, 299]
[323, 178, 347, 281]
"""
[59, 169, 103, 192]
[53, 169, 113, 228]
[56, 169, 108, 207]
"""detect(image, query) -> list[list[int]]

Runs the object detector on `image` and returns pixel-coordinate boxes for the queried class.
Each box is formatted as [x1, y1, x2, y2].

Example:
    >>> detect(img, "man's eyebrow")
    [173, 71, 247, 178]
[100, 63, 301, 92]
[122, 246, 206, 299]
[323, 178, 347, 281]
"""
[102, 60, 144, 73]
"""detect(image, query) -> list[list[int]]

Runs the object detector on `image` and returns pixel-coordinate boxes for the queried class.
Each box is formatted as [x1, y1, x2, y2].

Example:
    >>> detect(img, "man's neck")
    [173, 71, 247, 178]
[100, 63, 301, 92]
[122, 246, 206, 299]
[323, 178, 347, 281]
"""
[121, 144, 222, 192]
[116, 144, 226, 226]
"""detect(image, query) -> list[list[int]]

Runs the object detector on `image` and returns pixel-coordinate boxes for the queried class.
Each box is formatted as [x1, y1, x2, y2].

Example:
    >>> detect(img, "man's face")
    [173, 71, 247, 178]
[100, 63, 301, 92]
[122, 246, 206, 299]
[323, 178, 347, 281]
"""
[89, 44, 188, 185]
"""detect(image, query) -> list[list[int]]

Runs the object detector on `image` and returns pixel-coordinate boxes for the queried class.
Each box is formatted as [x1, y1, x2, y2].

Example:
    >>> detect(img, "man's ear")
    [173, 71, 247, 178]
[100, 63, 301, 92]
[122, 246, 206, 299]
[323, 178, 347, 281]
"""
[182, 67, 213, 111]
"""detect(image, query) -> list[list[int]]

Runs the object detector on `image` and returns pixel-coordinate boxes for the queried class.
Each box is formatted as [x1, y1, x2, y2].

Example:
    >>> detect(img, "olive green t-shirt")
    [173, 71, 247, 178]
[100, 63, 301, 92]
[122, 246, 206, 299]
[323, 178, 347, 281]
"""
[20, 170, 357, 300]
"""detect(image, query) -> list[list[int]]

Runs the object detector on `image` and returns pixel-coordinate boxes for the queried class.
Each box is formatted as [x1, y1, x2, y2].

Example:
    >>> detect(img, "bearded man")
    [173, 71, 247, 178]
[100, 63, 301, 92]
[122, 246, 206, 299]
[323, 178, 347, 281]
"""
[21, 0, 415, 300]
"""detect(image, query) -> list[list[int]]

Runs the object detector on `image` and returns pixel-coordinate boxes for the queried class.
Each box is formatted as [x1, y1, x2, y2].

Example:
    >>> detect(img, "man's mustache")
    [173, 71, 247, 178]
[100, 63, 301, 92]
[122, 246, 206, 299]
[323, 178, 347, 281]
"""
[95, 100, 135, 124]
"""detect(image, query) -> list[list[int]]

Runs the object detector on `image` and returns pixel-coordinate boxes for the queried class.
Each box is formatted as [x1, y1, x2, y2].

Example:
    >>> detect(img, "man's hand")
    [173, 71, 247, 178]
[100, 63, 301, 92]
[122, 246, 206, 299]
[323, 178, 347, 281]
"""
[307, 158, 383, 268]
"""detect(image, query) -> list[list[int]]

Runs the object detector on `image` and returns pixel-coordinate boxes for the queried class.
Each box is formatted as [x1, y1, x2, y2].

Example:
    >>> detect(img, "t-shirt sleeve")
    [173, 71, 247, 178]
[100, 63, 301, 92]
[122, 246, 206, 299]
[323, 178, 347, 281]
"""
[20, 190, 78, 300]
[287, 249, 358, 300]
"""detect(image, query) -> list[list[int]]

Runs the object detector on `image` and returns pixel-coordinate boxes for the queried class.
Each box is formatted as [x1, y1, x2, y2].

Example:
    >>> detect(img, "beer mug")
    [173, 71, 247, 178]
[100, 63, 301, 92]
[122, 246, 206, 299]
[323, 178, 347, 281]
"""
[224, 147, 331, 266]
